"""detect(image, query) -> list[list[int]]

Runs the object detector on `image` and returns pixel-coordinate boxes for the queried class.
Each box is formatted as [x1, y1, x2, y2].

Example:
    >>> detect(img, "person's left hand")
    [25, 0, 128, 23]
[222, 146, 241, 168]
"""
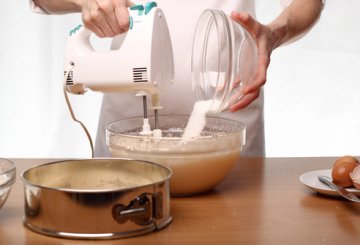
[229, 11, 276, 112]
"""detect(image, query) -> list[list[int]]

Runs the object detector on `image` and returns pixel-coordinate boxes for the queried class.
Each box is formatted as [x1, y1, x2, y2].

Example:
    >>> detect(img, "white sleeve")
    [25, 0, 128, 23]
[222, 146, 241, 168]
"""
[28, 0, 47, 14]
[279, 0, 325, 9]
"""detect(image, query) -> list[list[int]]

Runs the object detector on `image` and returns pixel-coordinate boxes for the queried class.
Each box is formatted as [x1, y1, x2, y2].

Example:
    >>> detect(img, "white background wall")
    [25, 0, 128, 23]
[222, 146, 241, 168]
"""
[259, 0, 360, 156]
[0, 0, 359, 158]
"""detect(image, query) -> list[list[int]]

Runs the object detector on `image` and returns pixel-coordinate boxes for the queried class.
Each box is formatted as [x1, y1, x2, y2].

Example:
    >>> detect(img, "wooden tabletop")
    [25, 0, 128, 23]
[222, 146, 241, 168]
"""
[1, 157, 360, 244]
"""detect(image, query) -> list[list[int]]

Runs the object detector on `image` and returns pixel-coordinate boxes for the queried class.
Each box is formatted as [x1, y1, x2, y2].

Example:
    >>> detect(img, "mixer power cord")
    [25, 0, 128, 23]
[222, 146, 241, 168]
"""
[63, 65, 95, 158]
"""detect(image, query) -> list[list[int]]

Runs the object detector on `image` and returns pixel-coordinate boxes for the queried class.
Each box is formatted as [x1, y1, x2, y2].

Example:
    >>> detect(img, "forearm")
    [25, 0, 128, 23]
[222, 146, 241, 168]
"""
[33, 0, 82, 14]
[268, 0, 324, 49]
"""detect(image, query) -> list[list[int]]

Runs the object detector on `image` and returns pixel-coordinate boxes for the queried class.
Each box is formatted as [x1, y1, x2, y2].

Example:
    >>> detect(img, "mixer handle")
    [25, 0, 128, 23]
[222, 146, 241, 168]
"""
[68, 2, 159, 53]
[68, 26, 96, 54]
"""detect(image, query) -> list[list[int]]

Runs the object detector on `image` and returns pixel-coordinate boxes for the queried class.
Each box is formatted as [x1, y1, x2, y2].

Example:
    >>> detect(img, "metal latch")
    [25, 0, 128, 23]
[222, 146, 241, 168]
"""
[112, 192, 163, 226]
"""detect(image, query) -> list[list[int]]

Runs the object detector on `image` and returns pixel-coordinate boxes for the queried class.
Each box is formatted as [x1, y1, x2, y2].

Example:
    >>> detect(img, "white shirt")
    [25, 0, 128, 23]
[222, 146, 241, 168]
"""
[96, 0, 264, 157]
[30, 0, 269, 157]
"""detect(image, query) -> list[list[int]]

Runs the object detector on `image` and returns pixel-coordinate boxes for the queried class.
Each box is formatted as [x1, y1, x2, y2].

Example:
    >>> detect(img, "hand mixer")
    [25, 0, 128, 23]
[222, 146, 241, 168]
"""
[63, 2, 174, 157]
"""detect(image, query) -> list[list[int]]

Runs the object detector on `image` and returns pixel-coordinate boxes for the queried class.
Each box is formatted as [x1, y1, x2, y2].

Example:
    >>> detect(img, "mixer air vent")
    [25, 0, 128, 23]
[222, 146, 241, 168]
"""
[64, 70, 74, 85]
[133, 67, 148, 83]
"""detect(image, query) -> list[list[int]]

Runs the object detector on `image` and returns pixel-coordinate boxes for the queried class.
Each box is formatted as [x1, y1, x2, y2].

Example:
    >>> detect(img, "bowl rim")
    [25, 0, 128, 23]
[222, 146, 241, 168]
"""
[0, 179, 16, 188]
[0, 158, 16, 174]
[0, 158, 16, 188]
[106, 114, 246, 140]
[20, 158, 173, 193]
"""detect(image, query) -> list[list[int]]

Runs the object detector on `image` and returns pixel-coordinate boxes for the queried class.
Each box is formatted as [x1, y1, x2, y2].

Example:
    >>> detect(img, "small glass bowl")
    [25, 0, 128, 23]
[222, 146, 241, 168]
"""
[0, 158, 16, 209]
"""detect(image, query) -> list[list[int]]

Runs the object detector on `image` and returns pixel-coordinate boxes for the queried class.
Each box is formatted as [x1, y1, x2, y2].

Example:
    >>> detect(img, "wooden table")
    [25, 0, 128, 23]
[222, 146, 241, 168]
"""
[1, 158, 360, 244]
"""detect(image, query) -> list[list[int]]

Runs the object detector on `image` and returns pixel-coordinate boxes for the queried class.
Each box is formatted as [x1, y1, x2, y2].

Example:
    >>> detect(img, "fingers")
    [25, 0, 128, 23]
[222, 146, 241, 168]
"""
[114, 4, 130, 33]
[231, 11, 274, 107]
[229, 90, 260, 112]
[126, 0, 135, 7]
[82, 13, 107, 37]
[101, 1, 122, 34]
[82, 0, 131, 37]
[243, 54, 268, 95]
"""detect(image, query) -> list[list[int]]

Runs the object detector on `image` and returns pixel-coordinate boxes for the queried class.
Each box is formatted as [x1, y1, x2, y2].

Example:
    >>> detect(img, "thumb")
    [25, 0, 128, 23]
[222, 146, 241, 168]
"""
[231, 11, 259, 37]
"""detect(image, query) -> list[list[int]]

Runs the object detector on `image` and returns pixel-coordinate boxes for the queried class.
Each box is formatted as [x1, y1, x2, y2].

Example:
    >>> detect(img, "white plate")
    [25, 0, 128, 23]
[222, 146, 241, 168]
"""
[299, 169, 360, 196]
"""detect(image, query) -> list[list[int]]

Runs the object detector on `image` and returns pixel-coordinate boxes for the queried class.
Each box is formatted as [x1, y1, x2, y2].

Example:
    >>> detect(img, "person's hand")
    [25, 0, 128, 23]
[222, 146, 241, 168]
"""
[81, 0, 134, 37]
[229, 11, 276, 112]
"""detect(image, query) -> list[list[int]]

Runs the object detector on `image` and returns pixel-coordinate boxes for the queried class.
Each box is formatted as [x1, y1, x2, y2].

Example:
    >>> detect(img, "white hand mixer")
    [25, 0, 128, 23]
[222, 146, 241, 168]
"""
[63, 2, 174, 156]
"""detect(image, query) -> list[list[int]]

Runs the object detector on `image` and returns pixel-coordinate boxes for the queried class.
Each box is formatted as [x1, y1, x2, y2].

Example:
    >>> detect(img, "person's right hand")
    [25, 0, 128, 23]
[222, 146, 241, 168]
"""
[228, 11, 275, 112]
[81, 0, 134, 37]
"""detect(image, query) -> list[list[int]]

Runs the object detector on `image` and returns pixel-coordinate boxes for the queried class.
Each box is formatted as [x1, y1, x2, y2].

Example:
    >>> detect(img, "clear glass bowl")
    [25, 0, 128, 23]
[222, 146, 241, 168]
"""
[0, 158, 16, 209]
[106, 115, 245, 196]
[192, 9, 258, 113]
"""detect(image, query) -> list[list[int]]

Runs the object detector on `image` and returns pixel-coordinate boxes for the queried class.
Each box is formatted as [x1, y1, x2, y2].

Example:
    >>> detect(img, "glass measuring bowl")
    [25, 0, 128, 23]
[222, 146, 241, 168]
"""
[191, 9, 258, 113]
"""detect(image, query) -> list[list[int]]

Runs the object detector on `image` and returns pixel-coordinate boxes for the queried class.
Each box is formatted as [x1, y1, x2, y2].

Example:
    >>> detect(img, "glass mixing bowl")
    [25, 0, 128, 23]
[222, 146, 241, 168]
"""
[0, 158, 16, 209]
[192, 9, 258, 113]
[106, 115, 245, 196]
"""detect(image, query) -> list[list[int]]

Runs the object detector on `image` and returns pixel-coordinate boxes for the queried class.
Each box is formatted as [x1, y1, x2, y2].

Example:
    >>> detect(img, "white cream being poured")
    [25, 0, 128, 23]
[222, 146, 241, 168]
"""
[182, 100, 213, 139]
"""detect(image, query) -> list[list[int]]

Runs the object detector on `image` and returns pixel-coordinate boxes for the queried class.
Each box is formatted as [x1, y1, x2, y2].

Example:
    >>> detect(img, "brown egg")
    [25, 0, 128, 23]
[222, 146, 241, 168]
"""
[332, 156, 359, 187]
[350, 165, 360, 189]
